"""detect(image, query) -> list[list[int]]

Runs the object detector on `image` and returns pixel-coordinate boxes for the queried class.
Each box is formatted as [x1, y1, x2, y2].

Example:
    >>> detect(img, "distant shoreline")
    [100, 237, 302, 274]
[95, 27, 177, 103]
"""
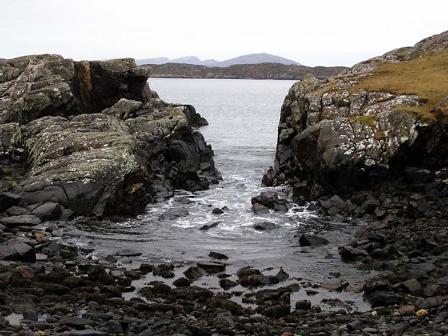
[143, 62, 347, 81]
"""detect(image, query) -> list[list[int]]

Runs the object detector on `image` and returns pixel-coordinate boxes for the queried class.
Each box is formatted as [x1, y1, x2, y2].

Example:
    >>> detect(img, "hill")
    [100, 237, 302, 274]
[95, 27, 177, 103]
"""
[145, 62, 346, 80]
[136, 53, 300, 67]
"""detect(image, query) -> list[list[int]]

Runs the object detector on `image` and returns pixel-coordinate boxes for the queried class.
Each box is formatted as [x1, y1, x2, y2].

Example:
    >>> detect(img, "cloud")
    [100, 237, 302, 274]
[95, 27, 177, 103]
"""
[1, 0, 447, 66]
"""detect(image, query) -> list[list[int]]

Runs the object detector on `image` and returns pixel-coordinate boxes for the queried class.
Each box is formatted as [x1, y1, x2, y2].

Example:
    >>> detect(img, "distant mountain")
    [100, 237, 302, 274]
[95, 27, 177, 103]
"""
[143, 63, 347, 80]
[136, 53, 301, 67]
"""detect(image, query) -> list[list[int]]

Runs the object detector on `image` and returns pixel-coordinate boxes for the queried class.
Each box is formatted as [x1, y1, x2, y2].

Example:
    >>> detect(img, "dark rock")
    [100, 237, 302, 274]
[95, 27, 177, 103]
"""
[402, 278, 423, 295]
[299, 234, 329, 247]
[183, 266, 207, 281]
[219, 278, 238, 290]
[338, 246, 368, 261]
[263, 304, 290, 318]
[199, 221, 221, 231]
[0, 214, 41, 227]
[173, 277, 191, 287]
[208, 251, 229, 260]
[197, 262, 226, 274]
[0, 192, 21, 212]
[253, 221, 277, 231]
[0, 242, 35, 261]
[212, 207, 224, 215]
[295, 300, 312, 310]
[275, 268, 289, 282]
[116, 249, 142, 257]
[153, 264, 175, 278]
[6, 206, 31, 216]
[159, 209, 189, 220]
[366, 290, 405, 307]
[30, 202, 62, 220]
[252, 203, 270, 214]
[251, 191, 289, 212]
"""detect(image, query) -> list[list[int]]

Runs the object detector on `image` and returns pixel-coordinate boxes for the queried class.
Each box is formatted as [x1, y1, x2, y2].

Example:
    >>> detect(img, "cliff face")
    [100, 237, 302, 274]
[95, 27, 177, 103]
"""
[268, 31, 448, 197]
[0, 55, 219, 217]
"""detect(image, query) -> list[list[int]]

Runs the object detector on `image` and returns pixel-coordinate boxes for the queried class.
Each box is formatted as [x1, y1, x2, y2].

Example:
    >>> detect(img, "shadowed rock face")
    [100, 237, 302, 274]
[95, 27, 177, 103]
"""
[267, 31, 448, 196]
[0, 55, 220, 217]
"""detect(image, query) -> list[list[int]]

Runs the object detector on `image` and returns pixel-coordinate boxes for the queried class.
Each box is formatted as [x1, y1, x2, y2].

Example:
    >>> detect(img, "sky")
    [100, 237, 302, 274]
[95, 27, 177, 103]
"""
[0, 0, 447, 67]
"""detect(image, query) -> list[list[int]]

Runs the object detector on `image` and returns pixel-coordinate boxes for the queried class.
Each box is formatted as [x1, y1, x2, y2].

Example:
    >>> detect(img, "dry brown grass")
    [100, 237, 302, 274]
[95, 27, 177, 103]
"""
[353, 50, 448, 122]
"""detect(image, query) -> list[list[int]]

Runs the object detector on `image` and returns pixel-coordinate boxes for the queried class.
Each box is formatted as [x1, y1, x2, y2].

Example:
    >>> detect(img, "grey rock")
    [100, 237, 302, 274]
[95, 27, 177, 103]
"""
[159, 208, 189, 220]
[299, 234, 329, 247]
[31, 202, 62, 220]
[253, 221, 277, 231]
[0, 214, 41, 227]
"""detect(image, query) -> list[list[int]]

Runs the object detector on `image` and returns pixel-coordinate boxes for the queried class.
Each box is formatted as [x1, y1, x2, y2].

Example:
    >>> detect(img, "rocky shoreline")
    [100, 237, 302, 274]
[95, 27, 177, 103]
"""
[1, 31, 448, 336]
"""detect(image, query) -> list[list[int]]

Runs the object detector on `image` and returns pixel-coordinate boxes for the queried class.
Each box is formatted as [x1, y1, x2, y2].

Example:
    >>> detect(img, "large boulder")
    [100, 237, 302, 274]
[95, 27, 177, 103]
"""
[268, 31, 448, 195]
[0, 55, 220, 217]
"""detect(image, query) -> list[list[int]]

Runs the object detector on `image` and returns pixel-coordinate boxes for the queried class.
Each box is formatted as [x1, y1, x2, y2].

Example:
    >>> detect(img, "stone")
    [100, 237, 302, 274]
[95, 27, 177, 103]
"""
[15, 265, 35, 279]
[252, 203, 270, 214]
[0, 192, 21, 212]
[338, 246, 368, 261]
[173, 277, 191, 287]
[183, 266, 207, 281]
[263, 304, 290, 318]
[199, 221, 221, 230]
[159, 209, 189, 220]
[116, 249, 142, 257]
[30, 202, 62, 220]
[6, 206, 31, 216]
[0, 215, 41, 227]
[208, 251, 229, 260]
[197, 262, 225, 274]
[219, 278, 238, 290]
[402, 278, 423, 295]
[251, 191, 289, 212]
[253, 221, 277, 231]
[0, 242, 35, 261]
[212, 207, 224, 215]
[299, 234, 329, 247]
[295, 300, 311, 310]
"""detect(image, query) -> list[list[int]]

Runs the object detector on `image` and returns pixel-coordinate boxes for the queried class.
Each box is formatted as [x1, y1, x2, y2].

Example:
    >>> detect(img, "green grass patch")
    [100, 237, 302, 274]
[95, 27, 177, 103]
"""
[353, 50, 448, 122]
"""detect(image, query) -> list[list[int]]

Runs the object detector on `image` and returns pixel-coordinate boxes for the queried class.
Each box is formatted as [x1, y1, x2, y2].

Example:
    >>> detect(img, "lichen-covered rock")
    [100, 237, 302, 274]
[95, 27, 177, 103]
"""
[268, 31, 448, 195]
[0, 55, 219, 217]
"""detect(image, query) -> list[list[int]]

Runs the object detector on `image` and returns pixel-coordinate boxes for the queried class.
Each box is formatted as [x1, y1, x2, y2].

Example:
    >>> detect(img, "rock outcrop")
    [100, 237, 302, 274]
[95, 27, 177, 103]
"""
[267, 31, 448, 197]
[0, 55, 219, 217]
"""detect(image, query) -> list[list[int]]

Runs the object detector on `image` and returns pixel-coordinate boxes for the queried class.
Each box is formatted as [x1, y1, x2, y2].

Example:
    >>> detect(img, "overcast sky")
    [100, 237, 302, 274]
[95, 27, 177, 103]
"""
[1, 0, 447, 66]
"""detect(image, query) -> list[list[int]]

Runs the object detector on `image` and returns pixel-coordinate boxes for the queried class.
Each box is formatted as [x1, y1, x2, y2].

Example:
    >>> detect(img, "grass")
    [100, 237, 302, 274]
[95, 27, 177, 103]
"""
[353, 50, 448, 122]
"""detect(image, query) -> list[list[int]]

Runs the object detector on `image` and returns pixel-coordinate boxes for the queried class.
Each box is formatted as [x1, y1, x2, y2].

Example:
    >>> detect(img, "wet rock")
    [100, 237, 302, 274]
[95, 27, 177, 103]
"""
[159, 208, 189, 220]
[219, 278, 238, 290]
[263, 304, 290, 318]
[5, 206, 30, 216]
[15, 265, 35, 279]
[197, 262, 226, 274]
[295, 300, 312, 310]
[153, 264, 175, 278]
[253, 221, 277, 231]
[199, 221, 221, 231]
[0, 242, 35, 261]
[252, 203, 270, 214]
[402, 278, 423, 295]
[173, 277, 191, 287]
[251, 191, 289, 212]
[275, 268, 289, 282]
[366, 290, 405, 307]
[212, 207, 224, 215]
[209, 251, 229, 260]
[183, 266, 207, 281]
[116, 249, 142, 257]
[30, 202, 62, 220]
[0, 192, 21, 212]
[299, 234, 329, 247]
[0, 214, 41, 227]
[338, 246, 368, 261]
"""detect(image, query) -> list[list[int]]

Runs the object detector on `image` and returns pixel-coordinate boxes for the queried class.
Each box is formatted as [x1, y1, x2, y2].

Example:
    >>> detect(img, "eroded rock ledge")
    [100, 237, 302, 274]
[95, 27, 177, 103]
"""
[0, 55, 219, 217]
[267, 31, 448, 198]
